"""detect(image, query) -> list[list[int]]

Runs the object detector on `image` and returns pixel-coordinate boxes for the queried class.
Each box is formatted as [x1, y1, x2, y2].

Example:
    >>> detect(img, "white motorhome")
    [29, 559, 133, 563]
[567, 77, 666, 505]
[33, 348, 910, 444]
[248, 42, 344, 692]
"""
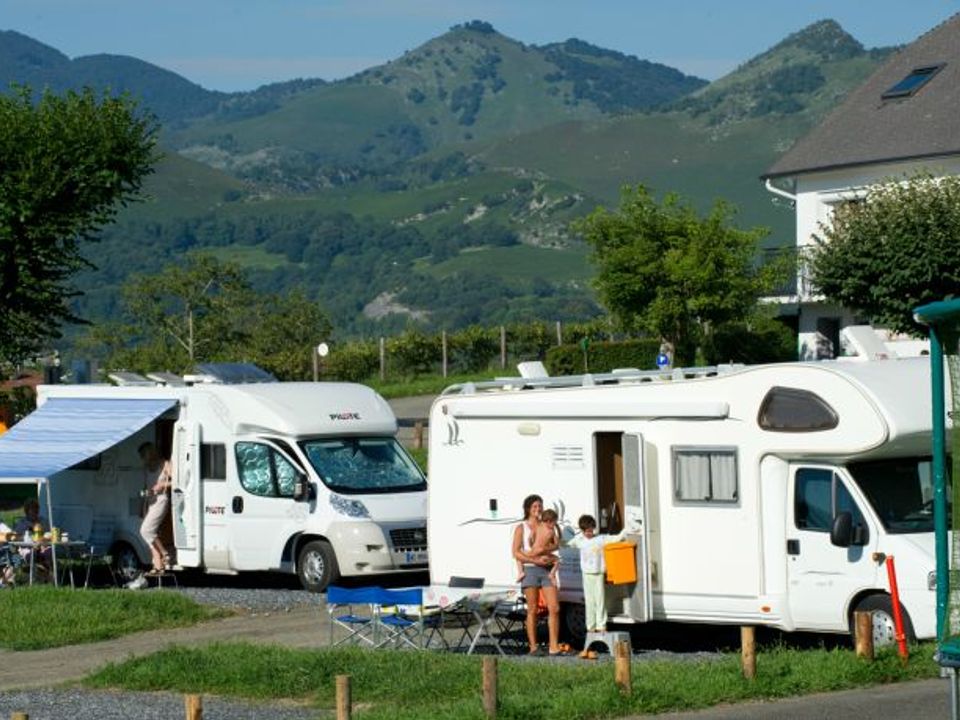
[0, 370, 427, 590]
[428, 358, 942, 642]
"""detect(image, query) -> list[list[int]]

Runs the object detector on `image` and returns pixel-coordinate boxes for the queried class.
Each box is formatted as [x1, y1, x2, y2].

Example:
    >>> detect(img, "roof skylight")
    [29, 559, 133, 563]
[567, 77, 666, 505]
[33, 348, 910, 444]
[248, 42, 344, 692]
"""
[882, 64, 945, 100]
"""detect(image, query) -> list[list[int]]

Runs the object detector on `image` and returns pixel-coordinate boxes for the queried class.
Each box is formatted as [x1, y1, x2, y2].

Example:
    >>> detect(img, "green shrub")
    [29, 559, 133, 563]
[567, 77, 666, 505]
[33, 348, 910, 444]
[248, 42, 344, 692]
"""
[388, 329, 441, 376]
[704, 316, 796, 365]
[325, 342, 379, 383]
[507, 321, 555, 362]
[546, 338, 661, 375]
[449, 325, 498, 372]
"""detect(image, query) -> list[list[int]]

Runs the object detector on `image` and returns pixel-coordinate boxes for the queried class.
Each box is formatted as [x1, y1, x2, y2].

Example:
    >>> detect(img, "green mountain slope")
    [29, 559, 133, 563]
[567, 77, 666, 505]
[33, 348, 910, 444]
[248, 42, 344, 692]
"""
[0, 20, 892, 337]
[167, 21, 706, 186]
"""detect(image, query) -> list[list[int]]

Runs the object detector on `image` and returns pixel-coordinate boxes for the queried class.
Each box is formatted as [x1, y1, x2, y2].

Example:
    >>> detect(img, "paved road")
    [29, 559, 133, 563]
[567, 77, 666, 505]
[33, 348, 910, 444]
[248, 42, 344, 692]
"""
[631, 677, 952, 719]
[387, 394, 435, 448]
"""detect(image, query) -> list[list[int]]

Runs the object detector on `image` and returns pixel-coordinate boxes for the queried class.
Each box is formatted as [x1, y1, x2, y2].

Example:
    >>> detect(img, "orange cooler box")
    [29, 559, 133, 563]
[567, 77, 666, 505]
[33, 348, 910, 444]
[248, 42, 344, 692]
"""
[604, 541, 637, 584]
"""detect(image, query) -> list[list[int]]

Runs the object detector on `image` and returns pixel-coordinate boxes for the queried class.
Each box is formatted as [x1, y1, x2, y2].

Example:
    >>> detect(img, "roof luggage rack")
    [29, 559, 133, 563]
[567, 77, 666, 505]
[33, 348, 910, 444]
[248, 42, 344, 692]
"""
[442, 364, 743, 396]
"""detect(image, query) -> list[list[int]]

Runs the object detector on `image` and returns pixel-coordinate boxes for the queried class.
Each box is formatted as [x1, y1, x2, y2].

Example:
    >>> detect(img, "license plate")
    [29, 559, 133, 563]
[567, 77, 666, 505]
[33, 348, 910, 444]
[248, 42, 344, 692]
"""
[404, 550, 428, 564]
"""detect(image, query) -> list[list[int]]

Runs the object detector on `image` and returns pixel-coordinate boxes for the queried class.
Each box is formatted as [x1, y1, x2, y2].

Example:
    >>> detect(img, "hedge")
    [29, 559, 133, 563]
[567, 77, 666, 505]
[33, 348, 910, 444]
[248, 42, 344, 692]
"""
[545, 339, 662, 375]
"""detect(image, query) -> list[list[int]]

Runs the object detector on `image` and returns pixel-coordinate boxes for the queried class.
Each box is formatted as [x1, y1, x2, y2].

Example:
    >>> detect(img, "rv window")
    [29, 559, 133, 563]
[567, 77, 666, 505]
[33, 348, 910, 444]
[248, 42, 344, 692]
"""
[758, 387, 838, 432]
[794, 468, 864, 532]
[848, 456, 949, 534]
[299, 437, 426, 495]
[201, 443, 226, 480]
[673, 448, 738, 503]
[235, 441, 298, 498]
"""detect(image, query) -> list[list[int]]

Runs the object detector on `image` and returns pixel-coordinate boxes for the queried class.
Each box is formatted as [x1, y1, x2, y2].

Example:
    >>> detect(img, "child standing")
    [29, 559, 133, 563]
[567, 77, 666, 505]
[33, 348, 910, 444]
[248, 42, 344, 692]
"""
[516, 508, 561, 585]
[567, 514, 627, 655]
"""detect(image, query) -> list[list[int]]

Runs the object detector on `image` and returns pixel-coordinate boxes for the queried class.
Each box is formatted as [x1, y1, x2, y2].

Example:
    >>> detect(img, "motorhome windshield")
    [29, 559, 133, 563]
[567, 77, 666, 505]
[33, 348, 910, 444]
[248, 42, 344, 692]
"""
[299, 437, 426, 494]
[847, 456, 950, 534]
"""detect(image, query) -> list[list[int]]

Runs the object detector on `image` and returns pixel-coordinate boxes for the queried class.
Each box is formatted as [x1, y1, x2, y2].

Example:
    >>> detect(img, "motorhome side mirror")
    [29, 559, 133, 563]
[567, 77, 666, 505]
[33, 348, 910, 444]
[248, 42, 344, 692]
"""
[293, 476, 311, 502]
[830, 512, 853, 548]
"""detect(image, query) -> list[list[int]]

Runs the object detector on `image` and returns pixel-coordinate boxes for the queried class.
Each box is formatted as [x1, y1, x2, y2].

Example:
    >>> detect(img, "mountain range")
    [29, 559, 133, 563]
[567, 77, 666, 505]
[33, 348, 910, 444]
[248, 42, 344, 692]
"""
[0, 20, 895, 337]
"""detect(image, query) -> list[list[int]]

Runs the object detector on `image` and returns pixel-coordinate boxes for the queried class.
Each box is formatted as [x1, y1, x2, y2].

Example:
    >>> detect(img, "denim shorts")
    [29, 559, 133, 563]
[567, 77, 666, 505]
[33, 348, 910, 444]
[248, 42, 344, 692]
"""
[520, 564, 553, 589]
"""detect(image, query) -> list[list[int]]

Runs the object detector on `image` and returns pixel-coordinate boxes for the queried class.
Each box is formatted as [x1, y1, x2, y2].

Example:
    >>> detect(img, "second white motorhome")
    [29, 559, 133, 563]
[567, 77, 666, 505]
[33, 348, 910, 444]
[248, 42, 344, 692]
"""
[428, 358, 942, 643]
[0, 368, 427, 590]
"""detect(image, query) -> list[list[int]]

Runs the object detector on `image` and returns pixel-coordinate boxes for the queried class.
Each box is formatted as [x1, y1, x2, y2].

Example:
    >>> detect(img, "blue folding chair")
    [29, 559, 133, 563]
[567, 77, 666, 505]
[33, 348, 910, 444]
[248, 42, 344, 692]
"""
[327, 586, 382, 647]
[374, 587, 426, 649]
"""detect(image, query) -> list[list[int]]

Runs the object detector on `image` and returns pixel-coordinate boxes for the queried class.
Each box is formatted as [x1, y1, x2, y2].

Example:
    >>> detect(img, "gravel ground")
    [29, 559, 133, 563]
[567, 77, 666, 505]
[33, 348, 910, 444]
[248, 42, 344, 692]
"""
[0, 688, 320, 720]
[175, 585, 325, 613]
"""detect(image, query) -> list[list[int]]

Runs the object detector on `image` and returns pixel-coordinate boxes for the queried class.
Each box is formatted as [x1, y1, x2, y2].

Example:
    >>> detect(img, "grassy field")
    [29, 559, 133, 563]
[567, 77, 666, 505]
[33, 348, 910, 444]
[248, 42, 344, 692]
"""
[85, 641, 939, 720]
[0, 587, 226, 651]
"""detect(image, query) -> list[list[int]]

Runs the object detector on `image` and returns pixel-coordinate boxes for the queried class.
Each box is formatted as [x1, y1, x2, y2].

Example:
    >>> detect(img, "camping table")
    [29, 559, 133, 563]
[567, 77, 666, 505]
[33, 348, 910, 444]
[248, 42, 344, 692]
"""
[423, 586, 518, 655]
[5, 539, 87, 587]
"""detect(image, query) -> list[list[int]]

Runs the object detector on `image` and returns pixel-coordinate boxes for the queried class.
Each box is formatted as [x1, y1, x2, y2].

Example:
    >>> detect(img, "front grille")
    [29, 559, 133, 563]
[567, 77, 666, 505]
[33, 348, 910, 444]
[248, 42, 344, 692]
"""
[390, 527, 427, 551]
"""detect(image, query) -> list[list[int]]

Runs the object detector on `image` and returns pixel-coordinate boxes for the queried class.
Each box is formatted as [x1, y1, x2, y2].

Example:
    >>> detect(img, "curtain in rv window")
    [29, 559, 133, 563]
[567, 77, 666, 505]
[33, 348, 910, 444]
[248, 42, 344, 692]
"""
[674, 448, 738, 503]
[235, 442, 298, 498]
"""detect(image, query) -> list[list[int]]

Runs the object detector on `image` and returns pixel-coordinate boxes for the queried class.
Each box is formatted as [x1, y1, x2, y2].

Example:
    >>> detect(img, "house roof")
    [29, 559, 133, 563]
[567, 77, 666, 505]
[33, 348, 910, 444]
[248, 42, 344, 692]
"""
[764, 13, 960, 180]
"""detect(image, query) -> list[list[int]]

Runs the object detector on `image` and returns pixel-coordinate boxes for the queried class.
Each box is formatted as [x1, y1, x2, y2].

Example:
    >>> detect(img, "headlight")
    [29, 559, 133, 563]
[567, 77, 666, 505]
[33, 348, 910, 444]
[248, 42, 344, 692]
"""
[329, 494, 370, 518]
[928, 571, 938, 591]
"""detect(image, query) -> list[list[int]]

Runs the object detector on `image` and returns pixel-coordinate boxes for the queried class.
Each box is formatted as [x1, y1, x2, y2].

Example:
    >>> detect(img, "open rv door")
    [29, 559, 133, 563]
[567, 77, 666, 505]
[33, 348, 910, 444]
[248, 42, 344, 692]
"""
[172, 419, 201, 566]
[622, 433, 653, 622]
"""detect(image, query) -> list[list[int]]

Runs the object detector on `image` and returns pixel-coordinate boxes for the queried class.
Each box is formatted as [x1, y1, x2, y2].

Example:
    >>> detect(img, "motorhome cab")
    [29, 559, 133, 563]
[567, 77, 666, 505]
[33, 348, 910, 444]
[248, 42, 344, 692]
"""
[428, 358, 943, 643]
[0, 366, 427, 590]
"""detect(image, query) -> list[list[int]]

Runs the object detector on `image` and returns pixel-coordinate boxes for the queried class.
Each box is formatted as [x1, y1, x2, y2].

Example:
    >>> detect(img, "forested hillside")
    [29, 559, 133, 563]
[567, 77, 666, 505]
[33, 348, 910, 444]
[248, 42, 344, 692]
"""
[0, 19, 892, 339]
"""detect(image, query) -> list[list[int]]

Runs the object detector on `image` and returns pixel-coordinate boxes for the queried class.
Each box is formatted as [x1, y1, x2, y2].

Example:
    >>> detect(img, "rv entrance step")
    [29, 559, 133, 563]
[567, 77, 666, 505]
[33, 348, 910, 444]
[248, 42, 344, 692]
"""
[584, 630, 631, 655]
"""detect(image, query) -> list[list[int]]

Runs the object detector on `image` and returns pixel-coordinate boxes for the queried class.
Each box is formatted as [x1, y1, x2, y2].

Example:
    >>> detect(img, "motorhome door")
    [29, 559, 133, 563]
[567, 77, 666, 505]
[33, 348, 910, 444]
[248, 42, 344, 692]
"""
[622, 433, 653, 622]
[786, 465, 879, 630]
[171, 420, 202, 566]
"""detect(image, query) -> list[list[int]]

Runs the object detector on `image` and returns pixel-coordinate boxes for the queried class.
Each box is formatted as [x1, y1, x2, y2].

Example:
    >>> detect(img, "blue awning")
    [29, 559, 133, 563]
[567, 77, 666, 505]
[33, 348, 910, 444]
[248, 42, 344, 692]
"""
[0, 397, 177, 481]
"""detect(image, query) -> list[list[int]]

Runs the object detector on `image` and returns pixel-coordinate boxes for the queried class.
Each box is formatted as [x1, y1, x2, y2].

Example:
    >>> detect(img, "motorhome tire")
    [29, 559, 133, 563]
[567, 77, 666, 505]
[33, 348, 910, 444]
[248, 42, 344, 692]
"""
[112, 543, 143, 584]
[297, 540, 339, 593]
[561, 602, 587, 646]
[850, 594, 916, 647]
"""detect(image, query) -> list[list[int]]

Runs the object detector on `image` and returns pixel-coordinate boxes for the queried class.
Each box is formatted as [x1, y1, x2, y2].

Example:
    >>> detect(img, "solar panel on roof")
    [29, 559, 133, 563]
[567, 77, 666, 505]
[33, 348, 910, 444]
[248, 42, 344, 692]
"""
[194, 363, 277, 384]
[882, 64, 945, 99]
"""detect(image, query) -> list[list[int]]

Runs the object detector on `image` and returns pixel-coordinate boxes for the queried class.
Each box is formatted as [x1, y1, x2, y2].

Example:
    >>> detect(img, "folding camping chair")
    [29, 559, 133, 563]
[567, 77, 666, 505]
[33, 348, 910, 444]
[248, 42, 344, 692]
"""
[374, 587, 426, 649]
[327, 586, 381, 647]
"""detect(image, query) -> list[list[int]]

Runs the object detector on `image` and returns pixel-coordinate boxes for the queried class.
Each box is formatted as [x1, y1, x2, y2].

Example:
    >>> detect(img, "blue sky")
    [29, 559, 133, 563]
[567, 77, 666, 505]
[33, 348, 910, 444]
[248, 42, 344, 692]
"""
[2, 0, 958, 91]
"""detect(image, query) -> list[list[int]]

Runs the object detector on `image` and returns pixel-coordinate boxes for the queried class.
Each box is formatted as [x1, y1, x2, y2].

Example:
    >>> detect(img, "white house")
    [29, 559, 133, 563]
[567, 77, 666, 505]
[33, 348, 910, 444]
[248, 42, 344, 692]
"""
[762, 14, 960, 360]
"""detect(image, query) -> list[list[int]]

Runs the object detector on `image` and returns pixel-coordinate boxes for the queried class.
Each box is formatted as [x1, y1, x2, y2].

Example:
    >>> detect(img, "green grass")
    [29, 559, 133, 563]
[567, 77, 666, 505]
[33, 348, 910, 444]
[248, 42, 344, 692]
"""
[84, 642, 939, 720]
[0, 586, 227, 650]
[407, 447, 427, 472]
[201, 245, 294, 270]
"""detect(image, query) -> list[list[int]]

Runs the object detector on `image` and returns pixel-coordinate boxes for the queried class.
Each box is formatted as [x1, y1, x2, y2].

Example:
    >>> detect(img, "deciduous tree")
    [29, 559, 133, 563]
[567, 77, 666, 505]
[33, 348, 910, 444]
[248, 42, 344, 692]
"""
[810, 174, 960, 335]
[575, 185, 781, 360]
[0, 86, 157, 364]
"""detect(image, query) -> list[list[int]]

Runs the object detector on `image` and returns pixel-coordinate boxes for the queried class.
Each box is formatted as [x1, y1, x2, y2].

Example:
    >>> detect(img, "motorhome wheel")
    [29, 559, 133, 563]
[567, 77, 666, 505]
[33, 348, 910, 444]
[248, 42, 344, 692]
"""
[561, 602, 587, 646]
[850, 594, 916, 648]
[112, 543, 144, 584]
[297, 540, 339, 593]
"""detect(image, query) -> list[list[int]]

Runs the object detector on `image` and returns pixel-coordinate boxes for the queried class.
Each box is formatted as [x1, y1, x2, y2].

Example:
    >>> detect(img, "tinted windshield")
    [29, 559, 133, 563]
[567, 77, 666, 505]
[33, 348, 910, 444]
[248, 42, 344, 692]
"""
[299, 437, 426, 494]
[847, 456, 951, 534]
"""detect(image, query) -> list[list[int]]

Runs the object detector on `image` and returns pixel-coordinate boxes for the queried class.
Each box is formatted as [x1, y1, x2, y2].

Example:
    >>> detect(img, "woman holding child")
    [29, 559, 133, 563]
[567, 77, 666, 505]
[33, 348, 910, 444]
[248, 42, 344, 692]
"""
[511, 494, 565, 655]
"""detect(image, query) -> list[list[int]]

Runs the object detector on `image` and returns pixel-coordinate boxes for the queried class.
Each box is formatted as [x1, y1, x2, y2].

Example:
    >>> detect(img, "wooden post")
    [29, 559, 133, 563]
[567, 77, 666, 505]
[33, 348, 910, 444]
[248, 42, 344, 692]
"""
[614, 640, 632, 695]
[555, 320, 562, 346]
[379, 337, 386, 382]
[184, 694, 203, 720]
[741, 626, 756, 680]
[482, 656, 498, 717]
[336, 674, 352, 720]
[500, 325, 506, 370]
[413, 421, 424, 450]
[855, 611, 875, 660]
[312, 346, 319, 382]
[442, 330, 448, 378]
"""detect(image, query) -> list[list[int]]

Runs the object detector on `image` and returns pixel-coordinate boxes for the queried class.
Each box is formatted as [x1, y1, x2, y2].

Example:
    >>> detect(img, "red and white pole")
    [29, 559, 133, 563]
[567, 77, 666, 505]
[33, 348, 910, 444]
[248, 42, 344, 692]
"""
[885, 555, 909, 662]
